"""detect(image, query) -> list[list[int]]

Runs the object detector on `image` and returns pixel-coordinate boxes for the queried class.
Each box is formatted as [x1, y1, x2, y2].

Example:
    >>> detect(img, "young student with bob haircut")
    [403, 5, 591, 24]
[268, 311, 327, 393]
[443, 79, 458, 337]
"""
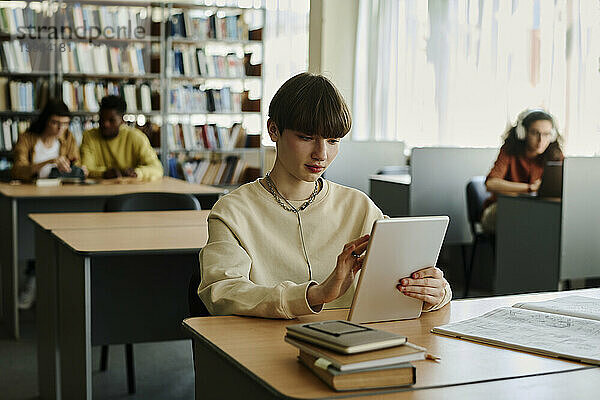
[198, 73, 452, 318]
[481, 108, 564, 233]
[80, 95, 163, 180]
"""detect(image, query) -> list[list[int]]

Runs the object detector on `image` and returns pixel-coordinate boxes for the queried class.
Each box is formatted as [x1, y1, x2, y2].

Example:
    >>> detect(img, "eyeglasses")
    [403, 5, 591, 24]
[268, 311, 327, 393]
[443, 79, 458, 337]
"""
[48, 120, 71, 128]
[529, 131, 553, 138]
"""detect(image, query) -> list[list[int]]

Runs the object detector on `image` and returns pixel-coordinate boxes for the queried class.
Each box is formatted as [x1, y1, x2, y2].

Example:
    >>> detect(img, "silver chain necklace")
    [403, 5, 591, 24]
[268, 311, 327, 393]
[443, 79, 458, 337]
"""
[263, 171, 322, 280]
[264, 171, 321, 213]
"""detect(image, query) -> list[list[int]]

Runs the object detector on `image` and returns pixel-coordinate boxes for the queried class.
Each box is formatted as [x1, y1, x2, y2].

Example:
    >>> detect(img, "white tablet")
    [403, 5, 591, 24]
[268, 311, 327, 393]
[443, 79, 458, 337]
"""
[347, 216, 449, 323]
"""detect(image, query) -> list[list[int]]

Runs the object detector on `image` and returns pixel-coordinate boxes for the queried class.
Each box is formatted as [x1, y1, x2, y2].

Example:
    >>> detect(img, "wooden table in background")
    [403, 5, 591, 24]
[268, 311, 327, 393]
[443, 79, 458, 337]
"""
[184, 288, 600, 400]
[0, 177, 222, 339]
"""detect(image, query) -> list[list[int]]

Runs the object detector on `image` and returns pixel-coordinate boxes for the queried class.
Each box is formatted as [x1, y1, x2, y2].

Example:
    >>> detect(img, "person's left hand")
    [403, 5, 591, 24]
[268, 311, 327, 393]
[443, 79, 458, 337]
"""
[397, 266, 446, 309]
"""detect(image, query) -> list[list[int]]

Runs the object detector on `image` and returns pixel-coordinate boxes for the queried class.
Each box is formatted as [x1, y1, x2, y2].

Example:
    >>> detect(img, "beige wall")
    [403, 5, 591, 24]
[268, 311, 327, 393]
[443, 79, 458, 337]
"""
[265, 0, 359, 171]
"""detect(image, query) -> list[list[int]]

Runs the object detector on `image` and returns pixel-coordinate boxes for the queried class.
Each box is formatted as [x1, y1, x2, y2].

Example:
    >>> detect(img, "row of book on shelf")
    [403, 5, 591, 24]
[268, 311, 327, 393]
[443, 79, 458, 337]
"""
[0, 4, 151, 36]
[0, 117, 92, 151]
[0, 118, 25, 152]
[63, 3, 149, 36]
[0, 5, 47, 35]
[169, 122, 248, 151]
[170, 86, 245, 113]
[1, 78, 159, 115]
[169, 11, 259, 42]
[172, 48, 249, 78]
[181, 155, 248, 186]
[1, 41, 34, 73]
[0, 78, 48, 112]
[62, 81, 159, 113]
[61, 43, 154, 75]
[1, 79, 258, 114]
[1, 40, 156, 75]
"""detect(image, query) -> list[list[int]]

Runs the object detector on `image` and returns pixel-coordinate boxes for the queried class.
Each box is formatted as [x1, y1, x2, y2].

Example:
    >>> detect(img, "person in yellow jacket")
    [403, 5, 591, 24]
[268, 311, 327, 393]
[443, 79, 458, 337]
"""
[80, 95, 163, 180]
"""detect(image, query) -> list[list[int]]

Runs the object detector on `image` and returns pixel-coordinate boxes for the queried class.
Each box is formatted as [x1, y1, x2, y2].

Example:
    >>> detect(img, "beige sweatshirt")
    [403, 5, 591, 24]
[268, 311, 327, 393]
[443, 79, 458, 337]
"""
[198, 179, 452, 318]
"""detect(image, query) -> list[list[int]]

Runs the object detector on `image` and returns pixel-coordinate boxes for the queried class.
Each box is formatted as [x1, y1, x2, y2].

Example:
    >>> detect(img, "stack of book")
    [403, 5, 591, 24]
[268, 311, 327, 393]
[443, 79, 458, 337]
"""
[285, 320, 425, 391]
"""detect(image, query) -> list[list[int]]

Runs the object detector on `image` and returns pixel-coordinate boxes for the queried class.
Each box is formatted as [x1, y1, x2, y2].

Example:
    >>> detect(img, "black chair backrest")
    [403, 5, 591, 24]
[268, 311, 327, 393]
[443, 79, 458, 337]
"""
[104, 192, 201, 212]
[188, 269, 210, 317]
[466, 176, 490, 231]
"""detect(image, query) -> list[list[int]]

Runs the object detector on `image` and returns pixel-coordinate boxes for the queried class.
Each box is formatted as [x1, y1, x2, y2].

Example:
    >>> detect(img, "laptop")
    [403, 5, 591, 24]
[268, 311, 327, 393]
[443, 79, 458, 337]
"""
[347, 216, 449, 324]
[537, 161, 563, 198]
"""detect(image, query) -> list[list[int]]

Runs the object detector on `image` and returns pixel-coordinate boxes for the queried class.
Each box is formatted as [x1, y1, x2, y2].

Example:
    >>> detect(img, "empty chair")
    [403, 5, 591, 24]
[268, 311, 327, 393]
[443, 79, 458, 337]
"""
[465, 176, 495, 297]
[101, 192, 201, 394]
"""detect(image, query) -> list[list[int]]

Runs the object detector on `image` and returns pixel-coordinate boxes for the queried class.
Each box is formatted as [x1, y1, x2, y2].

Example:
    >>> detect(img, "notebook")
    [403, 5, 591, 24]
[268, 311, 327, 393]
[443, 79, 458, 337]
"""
[285, 320, 406, 354]
[298, 352, 415, 391]
[285, 336, 426, 371]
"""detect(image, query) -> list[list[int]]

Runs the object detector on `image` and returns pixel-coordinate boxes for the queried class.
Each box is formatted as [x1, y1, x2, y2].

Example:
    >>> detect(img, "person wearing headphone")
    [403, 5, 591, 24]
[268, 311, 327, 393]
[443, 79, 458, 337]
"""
[481, 108, 564, 233]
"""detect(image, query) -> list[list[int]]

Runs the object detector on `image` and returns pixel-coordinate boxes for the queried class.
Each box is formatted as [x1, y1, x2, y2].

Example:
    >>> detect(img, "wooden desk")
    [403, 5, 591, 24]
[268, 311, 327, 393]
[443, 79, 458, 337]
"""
[496, 195, 562, 295]
[34, 219, 209, 400]
[183, 288, 600, 400]
[0, 177, 222, 339]
[29, 210, 210, 230]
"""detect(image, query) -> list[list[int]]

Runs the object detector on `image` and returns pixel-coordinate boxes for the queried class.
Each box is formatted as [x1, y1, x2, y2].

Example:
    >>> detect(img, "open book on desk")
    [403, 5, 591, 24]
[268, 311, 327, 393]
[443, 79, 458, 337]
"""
[432, 296, 600, 365]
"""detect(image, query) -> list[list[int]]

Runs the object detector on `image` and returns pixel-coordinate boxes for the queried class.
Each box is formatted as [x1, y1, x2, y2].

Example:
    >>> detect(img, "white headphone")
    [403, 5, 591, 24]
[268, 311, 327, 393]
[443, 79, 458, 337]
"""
[515, 108, 558, 141]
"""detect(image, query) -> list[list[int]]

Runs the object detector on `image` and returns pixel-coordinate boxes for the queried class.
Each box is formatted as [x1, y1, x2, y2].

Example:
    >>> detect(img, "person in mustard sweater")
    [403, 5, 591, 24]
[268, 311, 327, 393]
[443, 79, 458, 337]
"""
[80, 95, 163, 180]
[198, 73, 452, 318]
[12, 99, 82, 182]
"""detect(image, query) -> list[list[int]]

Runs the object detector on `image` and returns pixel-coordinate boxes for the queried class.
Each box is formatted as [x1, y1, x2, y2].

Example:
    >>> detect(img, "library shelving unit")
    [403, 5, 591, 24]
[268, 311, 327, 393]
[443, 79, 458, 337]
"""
[0, 0, 266, 186]
[55, 0, 165, 144]
[163, 0, 266, 187]
[0, 1, 56, 169]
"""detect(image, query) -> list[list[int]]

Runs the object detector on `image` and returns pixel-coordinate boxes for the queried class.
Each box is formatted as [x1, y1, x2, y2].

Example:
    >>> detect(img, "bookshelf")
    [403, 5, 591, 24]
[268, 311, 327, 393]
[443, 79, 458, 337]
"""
[163, 0, 265, 186]
[0, 0, 266, 186]
[0, 1, 55, 172]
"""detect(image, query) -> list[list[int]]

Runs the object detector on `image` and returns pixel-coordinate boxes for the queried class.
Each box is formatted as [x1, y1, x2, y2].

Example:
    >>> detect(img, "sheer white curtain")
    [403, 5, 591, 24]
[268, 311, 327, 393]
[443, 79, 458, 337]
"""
[353, 0, 600, 155]
[262, 0, 310, 144]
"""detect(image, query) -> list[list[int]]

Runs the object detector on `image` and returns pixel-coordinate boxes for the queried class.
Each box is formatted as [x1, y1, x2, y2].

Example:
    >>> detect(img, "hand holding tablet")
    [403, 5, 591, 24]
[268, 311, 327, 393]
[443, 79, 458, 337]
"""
[348, 216, 449, 323]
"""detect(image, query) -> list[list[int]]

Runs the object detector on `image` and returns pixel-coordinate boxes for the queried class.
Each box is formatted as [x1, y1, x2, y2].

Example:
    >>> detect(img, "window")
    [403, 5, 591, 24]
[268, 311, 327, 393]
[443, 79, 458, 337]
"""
[353, 0, 600, 155]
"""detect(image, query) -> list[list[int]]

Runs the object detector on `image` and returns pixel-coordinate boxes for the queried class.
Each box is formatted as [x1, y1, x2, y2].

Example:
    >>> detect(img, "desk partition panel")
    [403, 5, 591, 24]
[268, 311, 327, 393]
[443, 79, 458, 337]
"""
[560, 157, 600, 280]
[325, 140, 406, 194]
[410, 147, 498, 244]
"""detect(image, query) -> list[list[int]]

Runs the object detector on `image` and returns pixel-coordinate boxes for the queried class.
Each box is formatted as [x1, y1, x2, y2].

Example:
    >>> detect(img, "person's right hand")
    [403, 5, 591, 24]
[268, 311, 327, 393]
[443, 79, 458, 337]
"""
[530, 179, 542, 192]
[307, 234, 370, 307]
[54, 156, 71, 173]
[103, 168, 122, 179]
[123, 168, 138, 178]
